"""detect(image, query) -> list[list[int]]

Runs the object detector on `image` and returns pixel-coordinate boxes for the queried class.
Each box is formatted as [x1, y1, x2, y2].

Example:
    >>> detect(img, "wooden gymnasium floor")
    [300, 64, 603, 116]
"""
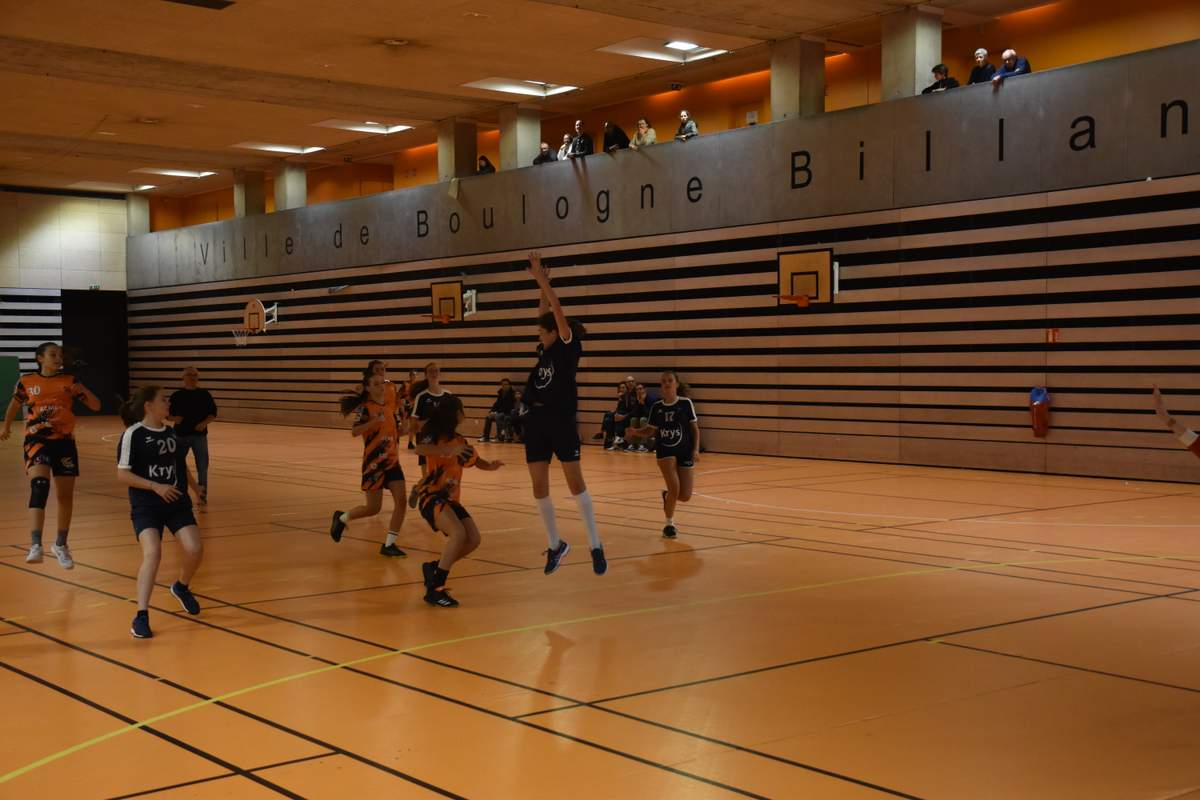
[4, 418, 1200, 800]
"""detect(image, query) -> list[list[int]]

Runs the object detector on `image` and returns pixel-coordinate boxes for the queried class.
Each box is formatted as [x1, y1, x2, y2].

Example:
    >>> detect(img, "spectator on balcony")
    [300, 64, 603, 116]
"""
[480, 378, 516, 442]
[629, 117, 657, 151]
[557, 133, 571, 161]
[967, 48, 996, 85]
[475, 155, 496, 175]
[567, 120, 594, 159]
[533, 141, 557, 165]
[603, 121, 630, 152]
[992, 49, 1033, 86]
[675, 110, 699, 142]
[921, 64, 960, 94]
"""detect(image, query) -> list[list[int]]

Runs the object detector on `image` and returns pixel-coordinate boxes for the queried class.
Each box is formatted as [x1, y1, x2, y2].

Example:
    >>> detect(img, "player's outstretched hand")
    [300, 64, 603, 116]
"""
[0, 427, 10, 442]
[526, 252, 550, 285]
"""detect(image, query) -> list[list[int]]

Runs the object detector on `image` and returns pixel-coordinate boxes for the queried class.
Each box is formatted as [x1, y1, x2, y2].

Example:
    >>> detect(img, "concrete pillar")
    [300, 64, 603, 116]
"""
[881, 5, 943, 101]
[499, 107, 542, 170]
[233, 169, 266, 217]
[770, 36, 826, 120]
[273, 162, 307, 211]
[437, 118, 477, 182]
[125, 192, 150, 236]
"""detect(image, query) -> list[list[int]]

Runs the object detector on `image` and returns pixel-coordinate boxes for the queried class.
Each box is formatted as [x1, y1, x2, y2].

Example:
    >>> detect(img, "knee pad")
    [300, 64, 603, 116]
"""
[29, 477, 50, 510]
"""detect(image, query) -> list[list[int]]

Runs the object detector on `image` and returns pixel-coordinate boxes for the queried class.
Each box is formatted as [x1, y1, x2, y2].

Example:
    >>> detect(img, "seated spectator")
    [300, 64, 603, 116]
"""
[675, 110, 699, 142]
[596, 383, 630, 449]
[992, 49, 1032, 86]
[623, 383, 655, 452]
[481, 378, 515, 442]
[557, 133, 571, 161]
[475, 155, 496, 175]
[967, 48, 996, 85]
[509, 389, 528, 442]
[567, 120, 594, 159]
[921, 64, 959, 94]
[533, 141, 557, 164]
[629, 117, 657, 151]
[603, 121, 630, 152]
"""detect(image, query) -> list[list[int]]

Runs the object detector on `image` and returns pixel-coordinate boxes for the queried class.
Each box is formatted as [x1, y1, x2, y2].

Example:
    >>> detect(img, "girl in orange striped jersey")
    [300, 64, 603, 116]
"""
[1, 342, 100, 568]
[415, 395, 504, 607]
[329, 369, 408, 557]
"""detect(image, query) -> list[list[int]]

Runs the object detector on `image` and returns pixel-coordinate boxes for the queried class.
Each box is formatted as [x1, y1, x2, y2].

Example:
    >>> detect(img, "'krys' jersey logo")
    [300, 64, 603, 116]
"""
[534, 363, 555, 389]
[148, 464, 176, 482]
[659, 425, 685, 447]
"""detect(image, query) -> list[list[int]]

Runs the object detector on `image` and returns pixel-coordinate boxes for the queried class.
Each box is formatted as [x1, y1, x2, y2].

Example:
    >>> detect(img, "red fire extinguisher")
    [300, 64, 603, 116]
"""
[1030, 387, 1051, 438]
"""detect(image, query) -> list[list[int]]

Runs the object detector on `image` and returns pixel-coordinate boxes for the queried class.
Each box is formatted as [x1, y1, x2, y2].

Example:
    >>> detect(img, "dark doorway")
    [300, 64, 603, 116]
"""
[61, 289, 127, 415]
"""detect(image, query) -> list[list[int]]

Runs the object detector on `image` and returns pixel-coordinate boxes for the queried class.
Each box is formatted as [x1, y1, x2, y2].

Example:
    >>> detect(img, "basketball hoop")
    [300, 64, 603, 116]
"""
[426, 314, 452, 325]
[231, 328, 251, 347]
[776, 294, 811, 308]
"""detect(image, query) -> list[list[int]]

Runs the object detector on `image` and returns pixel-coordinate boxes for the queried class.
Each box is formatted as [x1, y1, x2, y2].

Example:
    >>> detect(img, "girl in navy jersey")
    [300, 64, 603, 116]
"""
[117, 386, 204, 639]
[523, 252, 606, 576]
[627, 371, 700, 538]
[408, 362, 452, 508]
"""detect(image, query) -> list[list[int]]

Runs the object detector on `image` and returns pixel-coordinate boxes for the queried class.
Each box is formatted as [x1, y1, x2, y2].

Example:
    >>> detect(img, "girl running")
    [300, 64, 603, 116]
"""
[330, 369, 408, 557]
[415, 395, 504, 607]
[627, 371, 700, 538]
[408, 362, 452, 508]
[1, 342, 101, 569]
[523, 252, 606, 575]
[117, 386, 204, 639]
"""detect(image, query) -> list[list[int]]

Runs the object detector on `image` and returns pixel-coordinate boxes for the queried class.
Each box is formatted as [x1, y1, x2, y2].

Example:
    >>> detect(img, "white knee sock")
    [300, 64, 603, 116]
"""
[385, 531, 398, 546]
[537, 496, 561, 548]
[573, 490, 602, 550]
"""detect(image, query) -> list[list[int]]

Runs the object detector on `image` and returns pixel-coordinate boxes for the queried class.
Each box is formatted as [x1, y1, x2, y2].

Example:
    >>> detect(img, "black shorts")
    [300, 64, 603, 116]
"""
[131, 503, 197, 538]
[523, 411, 581, 464]
[656, 446, 695, 468]
[363, 464, 405, 492]
[23, 438, 80, 477]
[420, 499, 471, 534]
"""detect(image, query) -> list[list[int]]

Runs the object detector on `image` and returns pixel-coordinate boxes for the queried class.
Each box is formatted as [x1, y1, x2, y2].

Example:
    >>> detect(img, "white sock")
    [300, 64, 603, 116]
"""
[385, 531, 398, 546]
[339, 512, 349, 525]
[667, 518, 675, 527]
[537, 496, 561, 548]
[573, 490, 602, 550]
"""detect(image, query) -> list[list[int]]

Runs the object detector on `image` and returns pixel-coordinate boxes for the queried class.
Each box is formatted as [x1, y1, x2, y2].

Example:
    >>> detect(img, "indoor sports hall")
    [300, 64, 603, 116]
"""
[2, 2, 1199, 798]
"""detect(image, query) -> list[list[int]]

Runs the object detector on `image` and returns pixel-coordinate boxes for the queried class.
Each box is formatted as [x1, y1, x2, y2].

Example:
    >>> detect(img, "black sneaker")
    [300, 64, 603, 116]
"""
[543, 540, 571, 575]
[591, 432, 604, 440]
[131, 611, 153, 639]
[170, 581, 201, 615]
[480, 436, 491, 443]
[591, 547, 607, 575]
[408, 484, 420, 509]
[424, 587, 459, 607]
[422, 559, 438, 586]
[604, 441, 615, 451]
[330, 511, 347, 543]
[663, 524, 677, 539]
[379, 543, 407, 557]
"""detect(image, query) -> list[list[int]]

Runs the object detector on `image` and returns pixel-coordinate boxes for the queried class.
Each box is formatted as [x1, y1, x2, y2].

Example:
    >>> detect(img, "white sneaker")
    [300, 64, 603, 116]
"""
[25, 544, 43, 564]
[51, 543, 75, 570]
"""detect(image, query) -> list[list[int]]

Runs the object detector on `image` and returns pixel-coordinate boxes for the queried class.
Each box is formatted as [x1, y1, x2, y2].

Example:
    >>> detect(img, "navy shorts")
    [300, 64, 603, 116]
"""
[523, 411, 581, 464]
[23, 438, 80, 477]
[656, 446, 695, 469]
[420, 500, 471, 534]
[132, 503, 197, 538]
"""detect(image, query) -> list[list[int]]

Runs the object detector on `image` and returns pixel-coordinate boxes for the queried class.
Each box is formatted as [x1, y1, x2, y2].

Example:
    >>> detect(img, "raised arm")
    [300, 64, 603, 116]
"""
[527, 252, 570, 341]
[1152, 385, 1193, 439]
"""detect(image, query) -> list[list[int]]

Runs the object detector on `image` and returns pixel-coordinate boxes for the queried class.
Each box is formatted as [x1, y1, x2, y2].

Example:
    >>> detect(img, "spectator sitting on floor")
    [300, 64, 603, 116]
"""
[921, 64, 960, 94]
[476, 155, 496, 175]
[533, 141, 557, 164]
[992, 49, 1032, 87]
[567, 119, 594, 159]
[675, 110, 698, 142]
[480, 378, 516, 442]
[967, 48, 996, 85]
[623, 383, 655, 452]
[509, 389, 528, 443]
[629, 117, 656, 151]
[596, 382, 631, 449]
[603, 121, 630, 152]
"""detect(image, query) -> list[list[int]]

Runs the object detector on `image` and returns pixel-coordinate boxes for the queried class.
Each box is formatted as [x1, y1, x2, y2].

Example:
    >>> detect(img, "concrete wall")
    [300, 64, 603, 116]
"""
[2, 190, 127, 291]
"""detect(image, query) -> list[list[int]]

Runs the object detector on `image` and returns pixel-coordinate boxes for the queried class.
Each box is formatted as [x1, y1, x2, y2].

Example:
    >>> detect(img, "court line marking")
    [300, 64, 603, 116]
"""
[5, 549, 1200, 786]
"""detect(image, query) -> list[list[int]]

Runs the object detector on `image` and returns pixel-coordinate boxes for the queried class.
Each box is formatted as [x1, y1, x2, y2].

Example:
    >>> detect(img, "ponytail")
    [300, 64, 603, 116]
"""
[339, 367, 374, 416]
[120, 386, 160, 426]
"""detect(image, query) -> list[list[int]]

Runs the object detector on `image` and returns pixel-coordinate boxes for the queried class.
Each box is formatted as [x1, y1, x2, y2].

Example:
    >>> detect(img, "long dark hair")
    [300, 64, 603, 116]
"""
[420, 395, 464, 443]
[339, 368, 376, 416]
[34, 341, 60, 373]
[120, 386, 161, 426]
[662, 370, 690, 398]
[537, 311, 587, 341]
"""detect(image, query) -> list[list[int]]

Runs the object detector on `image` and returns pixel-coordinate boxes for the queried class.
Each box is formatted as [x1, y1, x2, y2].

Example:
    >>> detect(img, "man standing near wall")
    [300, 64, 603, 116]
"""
[169, 366, 217, 506]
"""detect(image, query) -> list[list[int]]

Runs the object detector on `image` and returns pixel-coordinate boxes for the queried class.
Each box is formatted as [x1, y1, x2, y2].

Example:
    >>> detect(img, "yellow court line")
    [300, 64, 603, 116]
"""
[2, 551, 1198, 784]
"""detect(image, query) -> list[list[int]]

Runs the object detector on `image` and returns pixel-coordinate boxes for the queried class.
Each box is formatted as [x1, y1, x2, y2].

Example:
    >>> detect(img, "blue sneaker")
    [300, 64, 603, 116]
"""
[131, 611, 153, 639]
[543, 540, 570, 575]
[170, 581, 201, 615]
[591, 547, 607, 576]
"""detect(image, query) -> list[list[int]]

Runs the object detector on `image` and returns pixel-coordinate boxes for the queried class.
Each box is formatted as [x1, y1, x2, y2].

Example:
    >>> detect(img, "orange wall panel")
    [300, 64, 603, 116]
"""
[393, 143, 438, 189]
[307, 163, 394, 206]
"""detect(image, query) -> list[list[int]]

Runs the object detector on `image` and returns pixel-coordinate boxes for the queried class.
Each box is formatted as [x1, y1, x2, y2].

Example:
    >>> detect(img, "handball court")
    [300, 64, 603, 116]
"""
[4, 418, 1200, 800]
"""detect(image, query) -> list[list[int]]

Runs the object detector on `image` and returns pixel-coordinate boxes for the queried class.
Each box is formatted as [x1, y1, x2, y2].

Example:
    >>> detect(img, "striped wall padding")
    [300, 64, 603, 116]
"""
[125, 174, 1200, 483]
[1, 288, 62, 373]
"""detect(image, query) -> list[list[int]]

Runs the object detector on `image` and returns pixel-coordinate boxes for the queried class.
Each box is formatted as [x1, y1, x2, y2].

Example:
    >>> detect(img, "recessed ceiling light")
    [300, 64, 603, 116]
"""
[311, 119, 412, 135]
[665, 40, 699, 51]
[131, 168, 216, 178]
[67, 181, 146, 192]
[381, 38, 409, 47]
[96, 131, 117, 136]
[463, 11, 489, 17]
[364, 120, 379, 125]
[599, 38, 727, 63]
[134, 184, 156, 191]
[186, 103, 206, 109]
[462, 78, 577, 97]
[232, 142, 325, 154]
[137, 117, 163, 125]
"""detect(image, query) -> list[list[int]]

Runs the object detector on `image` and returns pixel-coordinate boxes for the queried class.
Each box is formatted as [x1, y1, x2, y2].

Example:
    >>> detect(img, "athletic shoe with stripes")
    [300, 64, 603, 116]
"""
[25, 544, 43, 564]
[543, 540, 570, 575]
[51, 543, 74, 570]
[591, 547, 608, 575]
[379, 543, 407, 557]
[170, 581, 201, 615]
[131, 611, 153, 639]
[329, 511, 347, 542]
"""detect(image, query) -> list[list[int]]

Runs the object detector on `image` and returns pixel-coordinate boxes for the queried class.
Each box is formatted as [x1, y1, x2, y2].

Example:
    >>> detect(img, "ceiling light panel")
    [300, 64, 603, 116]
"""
[232, 142, 325, 154]
[131, 168, 216, 178]
[311, 119, 413, 135]
[665, 41, 699, 51]
[599, 37, 728, 63]
[462, 78, 577, 97]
